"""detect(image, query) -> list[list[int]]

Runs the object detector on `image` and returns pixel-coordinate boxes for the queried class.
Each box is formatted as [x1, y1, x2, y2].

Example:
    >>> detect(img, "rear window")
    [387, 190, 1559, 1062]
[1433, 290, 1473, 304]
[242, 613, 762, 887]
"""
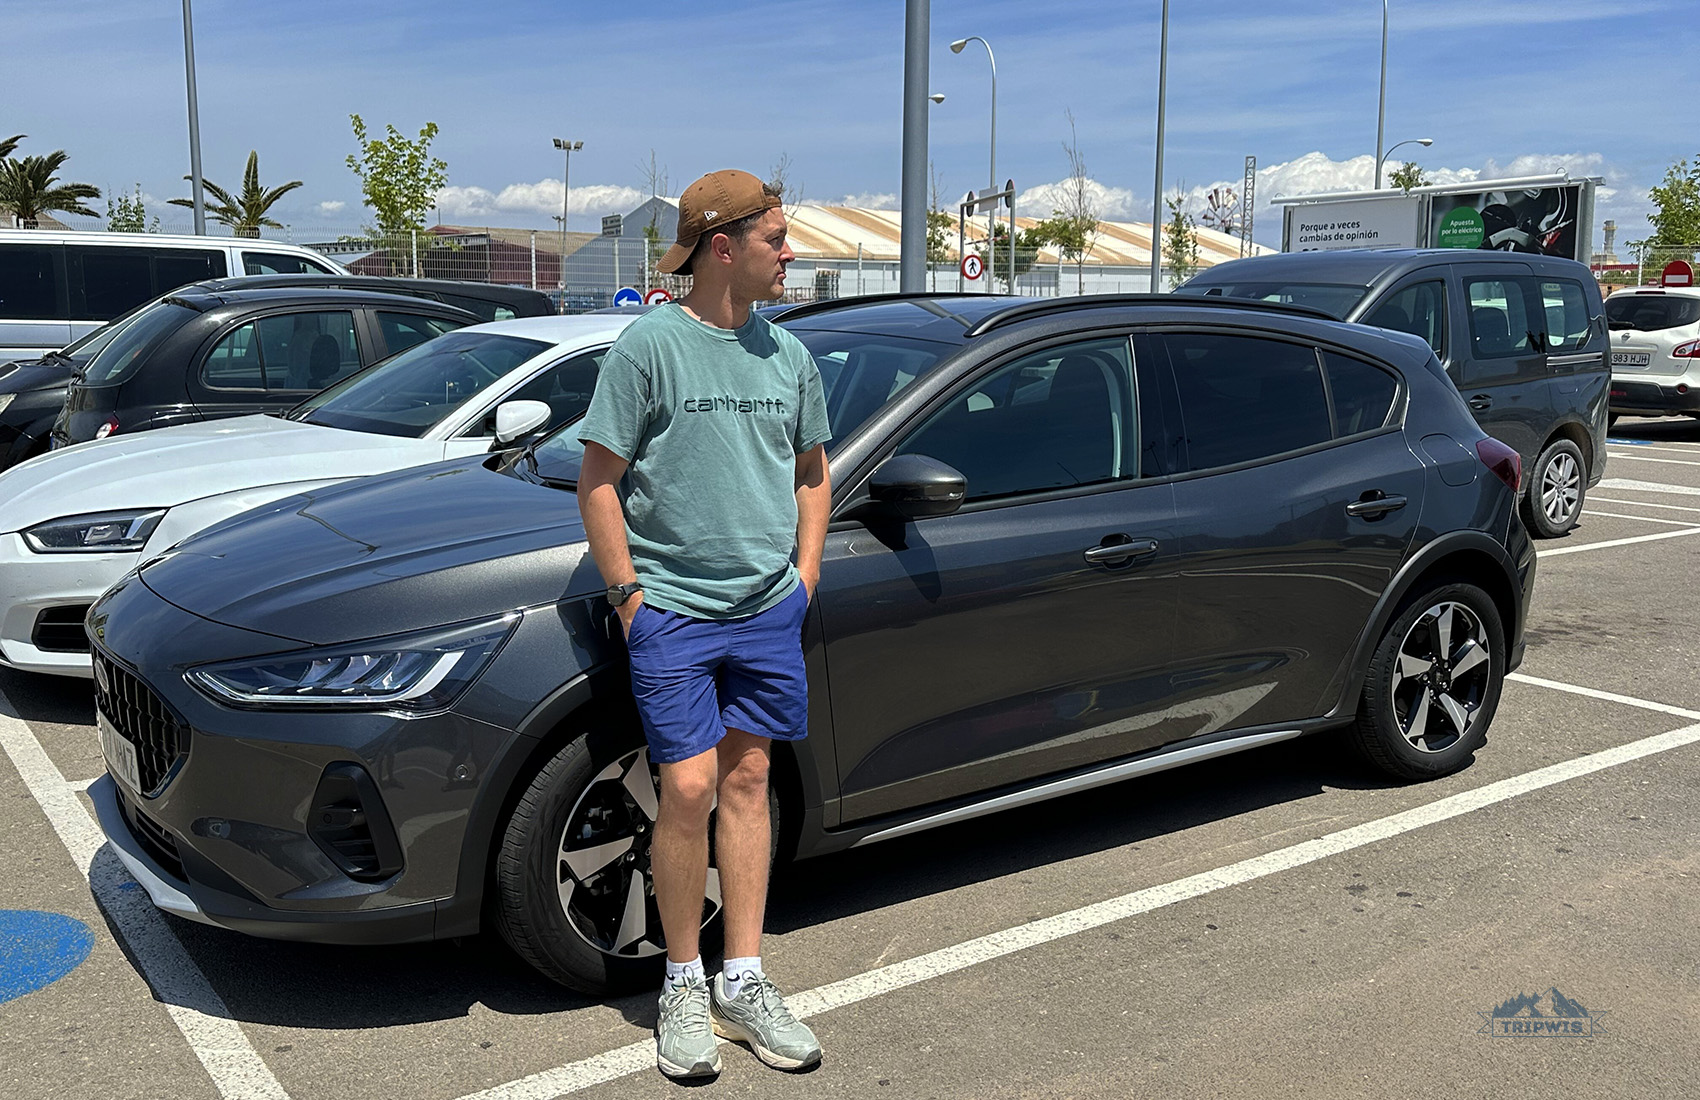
[78, 302, 197, 385]
[1182, 281, 1369, 319]
[1606, 293, 1700, 332]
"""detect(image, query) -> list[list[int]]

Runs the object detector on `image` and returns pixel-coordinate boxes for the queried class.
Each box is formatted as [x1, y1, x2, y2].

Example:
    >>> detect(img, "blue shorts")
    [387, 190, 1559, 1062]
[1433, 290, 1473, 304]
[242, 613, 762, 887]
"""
[625, 582, 810, 765]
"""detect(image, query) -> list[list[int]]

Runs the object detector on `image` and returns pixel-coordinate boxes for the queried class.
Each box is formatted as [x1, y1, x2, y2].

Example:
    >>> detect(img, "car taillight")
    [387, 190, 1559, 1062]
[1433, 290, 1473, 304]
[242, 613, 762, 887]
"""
[1475, 437, 1522, 492]
[1674, 339, 1700, 358]
[93, 414, 119, 440]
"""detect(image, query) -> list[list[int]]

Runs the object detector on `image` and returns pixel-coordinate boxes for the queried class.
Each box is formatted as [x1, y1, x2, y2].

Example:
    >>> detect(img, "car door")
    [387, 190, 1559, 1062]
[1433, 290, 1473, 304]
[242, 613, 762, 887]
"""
[1454, 265, 1546, 464]
[1154, 329, 1422, 727]
[192, 309, 363, 421]
[818, 335, 1182, 824]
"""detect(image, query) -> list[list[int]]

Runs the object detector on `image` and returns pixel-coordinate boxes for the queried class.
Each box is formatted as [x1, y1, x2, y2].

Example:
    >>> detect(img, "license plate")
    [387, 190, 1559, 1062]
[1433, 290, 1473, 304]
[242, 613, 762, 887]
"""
[1611, 351, 1652, 367]
[97, 709, 143, 793]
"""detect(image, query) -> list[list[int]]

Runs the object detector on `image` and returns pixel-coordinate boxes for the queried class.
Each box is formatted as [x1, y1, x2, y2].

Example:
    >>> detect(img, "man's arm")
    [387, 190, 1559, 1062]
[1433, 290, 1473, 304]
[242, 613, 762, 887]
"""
[577, 441, 643, 633]
[794, 443, 830, 599]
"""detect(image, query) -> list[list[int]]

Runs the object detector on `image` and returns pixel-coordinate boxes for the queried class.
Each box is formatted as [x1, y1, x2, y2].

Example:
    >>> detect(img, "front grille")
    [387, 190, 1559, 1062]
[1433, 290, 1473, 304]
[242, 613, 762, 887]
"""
[31, 605, 92, 653]
[115, 786, 186, 881]
[93, 649, 189, 796]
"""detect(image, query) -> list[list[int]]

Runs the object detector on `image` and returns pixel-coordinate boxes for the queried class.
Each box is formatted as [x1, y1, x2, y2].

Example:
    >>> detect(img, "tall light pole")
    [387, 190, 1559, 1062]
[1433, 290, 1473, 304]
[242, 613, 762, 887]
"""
[1374, 0, 1388, 188]
[181, 0, 206, 235]
[1149, 0, 1170, 293]
[899, 0, 929, 292]
[552, 138, 582, 302]
[950, 36, 996, 293]
[1377, 137, 1433, 187]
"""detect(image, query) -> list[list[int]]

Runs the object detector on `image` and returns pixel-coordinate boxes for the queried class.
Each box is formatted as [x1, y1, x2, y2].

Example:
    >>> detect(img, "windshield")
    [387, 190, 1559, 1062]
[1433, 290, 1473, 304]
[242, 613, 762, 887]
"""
[1606, 293, 1700, 332]
[1179, 281, 1370, 319]
[79, 301, 198, 385]
[525, 327, 955, 485]
[291, 330, 550, 438]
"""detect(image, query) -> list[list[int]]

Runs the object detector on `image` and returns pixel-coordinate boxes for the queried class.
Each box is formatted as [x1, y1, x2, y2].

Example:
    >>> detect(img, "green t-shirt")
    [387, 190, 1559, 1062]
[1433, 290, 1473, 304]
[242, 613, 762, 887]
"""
[577, 303, 831, 619]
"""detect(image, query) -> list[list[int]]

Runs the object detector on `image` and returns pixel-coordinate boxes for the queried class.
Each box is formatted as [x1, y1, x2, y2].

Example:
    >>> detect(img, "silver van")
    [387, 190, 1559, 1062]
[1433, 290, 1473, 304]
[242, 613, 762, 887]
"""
[0, 230, 346, 361]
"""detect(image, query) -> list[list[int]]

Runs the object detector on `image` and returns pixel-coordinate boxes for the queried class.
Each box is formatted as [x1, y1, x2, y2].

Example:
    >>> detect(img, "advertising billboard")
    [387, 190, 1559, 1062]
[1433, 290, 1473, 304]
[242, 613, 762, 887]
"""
[1284, 196, 1423, 252]
[1429, 184, 1585, 261]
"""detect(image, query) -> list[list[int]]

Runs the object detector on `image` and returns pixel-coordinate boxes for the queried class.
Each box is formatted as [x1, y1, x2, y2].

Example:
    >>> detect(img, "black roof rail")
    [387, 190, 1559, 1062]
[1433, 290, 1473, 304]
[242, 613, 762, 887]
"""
[766, 291, 1017, 324]
[963, 292, 1338, 337]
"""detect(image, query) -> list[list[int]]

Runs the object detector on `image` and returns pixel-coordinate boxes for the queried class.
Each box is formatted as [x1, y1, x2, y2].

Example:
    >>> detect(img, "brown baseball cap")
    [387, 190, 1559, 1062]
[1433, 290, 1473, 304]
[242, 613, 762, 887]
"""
[658, 169, 783, 276]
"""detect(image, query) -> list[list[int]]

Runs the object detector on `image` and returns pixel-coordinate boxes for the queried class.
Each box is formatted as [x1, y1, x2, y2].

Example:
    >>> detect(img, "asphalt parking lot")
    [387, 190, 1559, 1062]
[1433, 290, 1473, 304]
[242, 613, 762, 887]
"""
[3, 418, 1699, 1100]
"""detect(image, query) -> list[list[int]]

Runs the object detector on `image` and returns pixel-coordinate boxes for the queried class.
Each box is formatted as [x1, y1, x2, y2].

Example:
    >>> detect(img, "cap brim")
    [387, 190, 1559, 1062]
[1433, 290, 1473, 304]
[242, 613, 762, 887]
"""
[657, 237, 697, 276]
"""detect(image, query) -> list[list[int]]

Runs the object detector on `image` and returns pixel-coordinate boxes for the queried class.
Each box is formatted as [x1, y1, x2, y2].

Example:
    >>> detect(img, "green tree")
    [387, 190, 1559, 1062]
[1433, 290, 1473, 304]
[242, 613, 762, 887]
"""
[1646, 155, 1700, 254]
[169, 150, 303, 237]
[107, 184, 159, 233]
[1050, 110, 1102, 293]
[345, 115, 448, 239]
[987, 221, 1045, 292]
[1389, 161, 1429, 194]
[0, 150, 101, 226]
[1163, 194, 1202, 287]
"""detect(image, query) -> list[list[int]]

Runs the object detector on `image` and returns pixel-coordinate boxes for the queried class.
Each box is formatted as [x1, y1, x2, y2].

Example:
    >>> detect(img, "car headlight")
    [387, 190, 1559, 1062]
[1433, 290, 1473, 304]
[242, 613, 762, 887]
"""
[184, 613, 519, 713]
[22, 509, 166, 553]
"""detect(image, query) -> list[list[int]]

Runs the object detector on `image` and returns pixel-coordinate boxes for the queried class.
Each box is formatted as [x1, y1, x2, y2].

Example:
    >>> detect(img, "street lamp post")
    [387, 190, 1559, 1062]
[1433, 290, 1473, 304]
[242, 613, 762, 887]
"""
[1376, 137, 1433, 188]
[950, 36, 996, 293]
[1149, 0, 1170, 293]
[552, 138, 582, 304]
[1374, 0, 1388, 188]
[181, 0, 206, 235]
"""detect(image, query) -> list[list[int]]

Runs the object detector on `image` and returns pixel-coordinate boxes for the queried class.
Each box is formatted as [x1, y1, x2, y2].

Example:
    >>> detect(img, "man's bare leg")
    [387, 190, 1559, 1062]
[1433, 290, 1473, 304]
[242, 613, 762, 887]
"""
[652, 747, 719, 963]
[715, 727, 772, 960]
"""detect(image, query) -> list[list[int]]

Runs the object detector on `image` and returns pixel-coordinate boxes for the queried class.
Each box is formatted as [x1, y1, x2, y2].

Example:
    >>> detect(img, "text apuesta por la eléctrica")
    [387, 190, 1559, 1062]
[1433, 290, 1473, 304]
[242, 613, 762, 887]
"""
[1296, 220, 1380, 245]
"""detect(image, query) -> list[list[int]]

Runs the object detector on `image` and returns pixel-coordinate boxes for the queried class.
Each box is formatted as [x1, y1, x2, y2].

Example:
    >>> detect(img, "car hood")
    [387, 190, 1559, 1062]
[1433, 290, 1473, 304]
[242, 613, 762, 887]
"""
[0, 415, 444, 533]
[0, 360, 74, 394]
[139, 458, 596, 644]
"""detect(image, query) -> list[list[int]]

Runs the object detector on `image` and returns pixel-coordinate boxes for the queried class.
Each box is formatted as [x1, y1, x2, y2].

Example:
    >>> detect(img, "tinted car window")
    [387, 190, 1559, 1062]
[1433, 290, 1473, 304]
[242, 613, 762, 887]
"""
[257, 311, 360, 390]
[67, 246, 225, 320]
[436, 292, 517, 322]
[155, 252, 224, 294]
[292, 331, 548, 438]
[789, 330, 952, 443]
[203, 322, 265, 389]
[460, 350, 605, 437]
[243, 251, 332, 276]
[1188, 281, 1368, 319]
[897, 338, 1134, 502]
[1323, 351, 1398, 436]
[1537, 280, 1591, 353]
[1163, 332, 1331, 471]
[0, 244, 61, 319]
[377, 311, 460, 356]
[1605, 293, 1700, 332]
[1363, 280, 1444, 352]
[79, 302, 197, 384]
[1465, 278, 1536, 362]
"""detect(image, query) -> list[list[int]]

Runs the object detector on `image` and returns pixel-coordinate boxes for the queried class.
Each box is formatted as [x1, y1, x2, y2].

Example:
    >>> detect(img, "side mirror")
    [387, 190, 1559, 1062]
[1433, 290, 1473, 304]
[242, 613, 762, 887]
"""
[493, 399, 552, 445]
[864, 453, 967, 519]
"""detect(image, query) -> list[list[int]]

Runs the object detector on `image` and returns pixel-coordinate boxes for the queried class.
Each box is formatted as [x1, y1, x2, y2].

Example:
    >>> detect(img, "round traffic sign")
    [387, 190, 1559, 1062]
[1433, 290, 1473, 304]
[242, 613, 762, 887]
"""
[1662, 260, 1694, 288]
[644, 288, 674, 305]
[961, 254, 984, 281]
[612, 287, 642, 307]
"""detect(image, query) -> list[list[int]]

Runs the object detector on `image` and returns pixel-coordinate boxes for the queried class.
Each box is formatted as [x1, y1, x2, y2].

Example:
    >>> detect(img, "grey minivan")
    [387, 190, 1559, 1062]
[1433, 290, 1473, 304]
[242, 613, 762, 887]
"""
[1181, 249, 1608, 537]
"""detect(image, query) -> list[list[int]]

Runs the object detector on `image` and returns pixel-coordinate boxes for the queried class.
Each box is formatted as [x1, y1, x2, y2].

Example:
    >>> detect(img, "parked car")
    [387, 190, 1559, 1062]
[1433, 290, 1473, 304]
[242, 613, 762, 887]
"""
[1179, 248, 1608, 538]
[194, 274, 556, 323]
[0, 314, 635, 677]
[87, 294, 1532, 993]
[1601, 286, 1700, 420]
[0, 301, 157, 469]
[0, 230, 344, 361]
[50, 285, 477, 447]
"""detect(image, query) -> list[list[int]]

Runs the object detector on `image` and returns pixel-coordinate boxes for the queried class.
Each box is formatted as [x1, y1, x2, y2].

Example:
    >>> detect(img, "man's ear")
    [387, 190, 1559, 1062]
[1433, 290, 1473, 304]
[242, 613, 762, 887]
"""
[708, 231, 736, 267]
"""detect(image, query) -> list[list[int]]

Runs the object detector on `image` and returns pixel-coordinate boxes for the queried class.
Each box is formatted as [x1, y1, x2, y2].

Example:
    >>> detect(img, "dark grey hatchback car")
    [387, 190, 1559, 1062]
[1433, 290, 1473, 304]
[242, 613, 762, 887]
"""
[87, 294, 1535, 993]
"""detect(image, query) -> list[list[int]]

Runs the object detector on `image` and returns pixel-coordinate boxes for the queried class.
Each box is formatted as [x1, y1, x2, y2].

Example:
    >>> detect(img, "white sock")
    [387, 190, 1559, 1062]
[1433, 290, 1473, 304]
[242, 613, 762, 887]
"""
[664, 955, 705, 991]
[721, 956, 763, 999]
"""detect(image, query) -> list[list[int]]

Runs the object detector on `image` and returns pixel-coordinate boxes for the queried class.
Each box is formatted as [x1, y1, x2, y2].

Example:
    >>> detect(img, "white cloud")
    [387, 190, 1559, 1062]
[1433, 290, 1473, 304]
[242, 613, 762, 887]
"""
[435, 180, 645, 221]
[1014, 178, 1139, 220]
[808, 192, 899, 210]
[316, 200, 346, 216]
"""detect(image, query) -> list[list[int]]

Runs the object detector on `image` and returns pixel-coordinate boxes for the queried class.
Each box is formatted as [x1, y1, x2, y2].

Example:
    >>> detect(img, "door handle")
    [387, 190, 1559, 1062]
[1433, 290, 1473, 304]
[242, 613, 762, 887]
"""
[1346, 494, 1408, 518]
[1468, 394, 1492, 411]
[1083, 537, 1159, 564]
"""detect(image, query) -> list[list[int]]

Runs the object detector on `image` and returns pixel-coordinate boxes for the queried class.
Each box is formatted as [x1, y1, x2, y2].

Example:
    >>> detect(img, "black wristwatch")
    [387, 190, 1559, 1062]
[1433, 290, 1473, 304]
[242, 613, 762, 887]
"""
[606, 581, 644, 607]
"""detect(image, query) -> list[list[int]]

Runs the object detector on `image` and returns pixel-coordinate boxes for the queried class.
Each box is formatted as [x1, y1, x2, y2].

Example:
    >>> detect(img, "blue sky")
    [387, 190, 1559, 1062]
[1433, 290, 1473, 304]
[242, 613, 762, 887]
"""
[10, 0, 1694, 250]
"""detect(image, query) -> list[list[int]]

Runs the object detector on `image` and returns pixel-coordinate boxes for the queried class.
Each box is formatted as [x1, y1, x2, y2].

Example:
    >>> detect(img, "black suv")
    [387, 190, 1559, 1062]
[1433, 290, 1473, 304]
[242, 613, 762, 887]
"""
[193, 274, 556, 323]
[52, 286, 476, 446]
[90, 294, 1533, 994]
[1180, 249, 1608, 537]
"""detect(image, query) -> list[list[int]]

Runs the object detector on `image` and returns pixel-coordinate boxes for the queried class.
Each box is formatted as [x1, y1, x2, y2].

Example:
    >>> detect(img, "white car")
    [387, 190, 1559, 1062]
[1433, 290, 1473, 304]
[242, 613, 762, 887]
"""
[1605, 286, 1700, 420]
[0, 313, 634, 677]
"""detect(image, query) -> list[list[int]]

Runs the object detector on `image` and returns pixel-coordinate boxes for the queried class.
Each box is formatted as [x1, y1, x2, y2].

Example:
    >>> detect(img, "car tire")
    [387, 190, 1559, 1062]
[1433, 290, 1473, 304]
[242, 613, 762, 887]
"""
[492, 720, 777, 994]
[1351, 581, 1505, 781]
[1521, 438, 1586, 538]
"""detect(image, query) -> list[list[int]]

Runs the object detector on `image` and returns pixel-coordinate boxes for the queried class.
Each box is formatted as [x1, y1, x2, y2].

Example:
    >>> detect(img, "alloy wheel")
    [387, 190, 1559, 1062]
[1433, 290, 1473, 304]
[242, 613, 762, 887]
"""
[1541, 451, 1581, 526]
[1390, 601, 1492, 754]
[555, 747, 721, 958]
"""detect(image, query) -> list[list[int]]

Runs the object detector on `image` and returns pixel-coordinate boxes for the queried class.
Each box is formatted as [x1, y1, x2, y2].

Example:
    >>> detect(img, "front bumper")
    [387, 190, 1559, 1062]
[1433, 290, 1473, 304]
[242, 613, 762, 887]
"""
[0, 532, 137, 677]
[1608, 377, 1700, 416]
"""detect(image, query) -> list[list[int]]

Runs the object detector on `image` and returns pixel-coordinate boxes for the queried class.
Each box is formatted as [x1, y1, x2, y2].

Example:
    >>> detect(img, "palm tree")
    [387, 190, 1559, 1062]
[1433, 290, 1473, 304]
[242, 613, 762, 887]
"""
[0, 151, 102, 227]
[0, 133, 23, 160]
[170, 150, 303, 237]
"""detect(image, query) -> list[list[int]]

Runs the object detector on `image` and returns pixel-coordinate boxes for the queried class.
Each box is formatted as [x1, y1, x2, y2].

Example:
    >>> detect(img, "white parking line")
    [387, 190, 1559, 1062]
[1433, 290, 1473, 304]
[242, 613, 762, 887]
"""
[1506, 672, 1700, 721]
[0, 689, 292, 1100]
[1587, 496, 1700, 514]
[453, 711, 1700, 1099]
[1597, 477, 1700, 497]
[1538, 526, 1700, 556]
[1606, 452, 1700, 467]
[1603, 443, 1700, 455]
[1581, 509, 1700, 527]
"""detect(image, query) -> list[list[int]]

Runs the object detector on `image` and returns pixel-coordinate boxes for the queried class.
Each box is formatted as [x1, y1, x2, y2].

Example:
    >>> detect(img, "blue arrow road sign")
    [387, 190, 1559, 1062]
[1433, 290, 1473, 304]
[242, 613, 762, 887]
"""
[612, 287, 643, 307]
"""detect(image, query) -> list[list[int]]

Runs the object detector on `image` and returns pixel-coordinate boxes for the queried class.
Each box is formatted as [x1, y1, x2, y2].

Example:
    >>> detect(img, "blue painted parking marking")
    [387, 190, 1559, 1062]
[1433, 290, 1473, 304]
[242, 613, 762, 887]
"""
[1606, 438, 1653, 445]
[0, 910, 94, 1004]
